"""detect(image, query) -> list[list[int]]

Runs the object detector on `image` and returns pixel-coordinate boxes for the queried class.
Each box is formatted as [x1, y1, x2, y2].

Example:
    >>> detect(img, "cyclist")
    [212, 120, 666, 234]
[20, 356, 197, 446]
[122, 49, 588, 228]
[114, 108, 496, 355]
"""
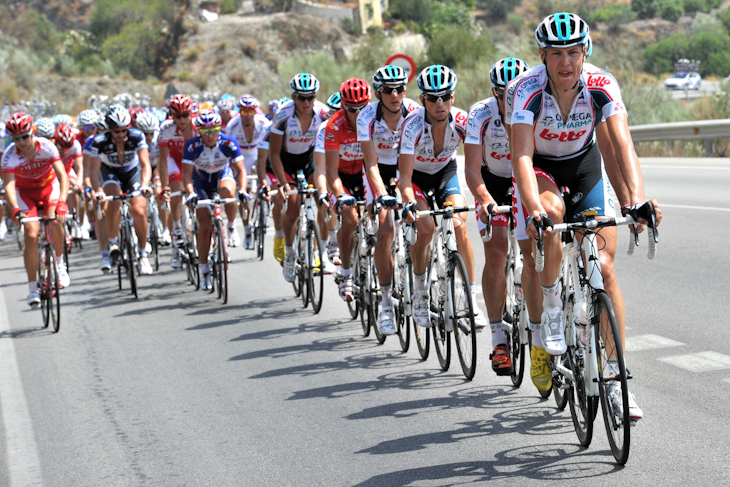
[88, 105, 153, 275]
[54, 124, 84, 230]
[266, 99, 279, 121]
[507, 13, 662, 416]
[225, 94, 271, 249]
[269, 73, 330, 282]
[324, 78, 371, 300]
[136, 111, 169, 245]
[77, 109, 98, 145]
[358, 65, 420, 334]
[217, 94, 238, 130]
[1, 112, 70, 304]
[158, 94, 198, 269]
[310, 92, 343, 276]
[398, 65, 489, 330]
[182, 110, 247, 290]
[465, 57, 529, 375]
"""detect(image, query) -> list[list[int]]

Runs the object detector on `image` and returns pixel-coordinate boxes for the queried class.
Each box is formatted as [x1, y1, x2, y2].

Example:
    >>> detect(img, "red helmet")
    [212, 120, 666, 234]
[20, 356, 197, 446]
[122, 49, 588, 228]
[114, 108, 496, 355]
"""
[6, 112, 33, 136]
[128, 107, 145, 128]
[55, 124, 76, 149]
[339, 78, 371, 106]
[168, 94, 193, 115]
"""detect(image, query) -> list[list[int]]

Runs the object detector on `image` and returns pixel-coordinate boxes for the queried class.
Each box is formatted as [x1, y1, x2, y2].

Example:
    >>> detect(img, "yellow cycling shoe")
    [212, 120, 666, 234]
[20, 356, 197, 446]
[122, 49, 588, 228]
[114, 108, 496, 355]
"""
[530, 345, 552, 392]
[274, 236, 285, 263]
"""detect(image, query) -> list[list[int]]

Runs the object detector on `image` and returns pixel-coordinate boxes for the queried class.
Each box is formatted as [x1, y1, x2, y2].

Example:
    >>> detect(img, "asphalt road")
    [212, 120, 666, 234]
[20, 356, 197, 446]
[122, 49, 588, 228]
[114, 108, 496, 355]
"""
[0, 157, 728, 486]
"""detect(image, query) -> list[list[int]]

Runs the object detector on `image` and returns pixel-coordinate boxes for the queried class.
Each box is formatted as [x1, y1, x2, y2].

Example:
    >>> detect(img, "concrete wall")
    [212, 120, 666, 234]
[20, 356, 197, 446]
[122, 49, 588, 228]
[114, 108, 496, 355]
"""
[293, 0, 355, 24]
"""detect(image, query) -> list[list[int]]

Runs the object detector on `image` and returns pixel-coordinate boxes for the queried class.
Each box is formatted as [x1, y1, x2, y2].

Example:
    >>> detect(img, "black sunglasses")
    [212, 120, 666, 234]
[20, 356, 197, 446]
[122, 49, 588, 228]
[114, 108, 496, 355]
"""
[112, 129, 128, 134]
[173, 113, 191, 119]
[12, 134, 31, 141]
[380, 85, 406, 94]
[423, 92, 454, 103]
[343, 104, 366, 113]
[296, 95, 316, 102]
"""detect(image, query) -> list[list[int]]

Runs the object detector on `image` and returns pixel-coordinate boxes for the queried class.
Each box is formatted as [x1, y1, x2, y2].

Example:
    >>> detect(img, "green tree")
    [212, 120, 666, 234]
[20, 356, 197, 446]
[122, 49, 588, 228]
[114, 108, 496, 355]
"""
[592, 3, 636, 28]
[719, 8, 730, 33]
[389, 0, 434, 25]
[643, 33, 689, 75]
[477, 0, 516, 21]
[427, 24, 493, 69]
[688, 30, 730, 75]
[658, 0, 684, 21]
[632, 0, 658, 19]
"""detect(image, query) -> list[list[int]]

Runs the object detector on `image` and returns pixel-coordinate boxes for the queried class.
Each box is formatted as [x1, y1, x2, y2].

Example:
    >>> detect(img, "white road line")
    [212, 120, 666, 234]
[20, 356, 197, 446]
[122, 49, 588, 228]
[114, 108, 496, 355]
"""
[659, 351, 730, 373]
[641, 165, 730, 170]
[660, 203, 730, 212]
[0, 286, 44, 487]
[625, 334, 685, 352]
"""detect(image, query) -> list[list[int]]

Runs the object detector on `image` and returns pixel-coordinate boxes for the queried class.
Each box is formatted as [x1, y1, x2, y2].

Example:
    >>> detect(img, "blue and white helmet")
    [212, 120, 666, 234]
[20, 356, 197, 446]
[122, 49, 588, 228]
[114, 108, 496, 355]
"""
[416, 65, 457, 96]
[35, 117, 55, 138]
[236, 94, 260, 110]
[217, 96, 235, 112]
[194, 109, 222, 130]
[373, 65, 407, 91]
[535, 12, 590, 50]
[135, 111, 160, 134]
[289, 73, 320, 95]
[326, 92, 342, 111]
[78, 109, 99, 128]
[489, 58, 530, 90]
[53, 113, 74, 128]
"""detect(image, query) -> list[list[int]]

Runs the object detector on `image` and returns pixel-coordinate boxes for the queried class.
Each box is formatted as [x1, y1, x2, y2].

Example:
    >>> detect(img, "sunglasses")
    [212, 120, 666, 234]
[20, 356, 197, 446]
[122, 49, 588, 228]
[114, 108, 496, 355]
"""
[296, 95, 316, 102]
[344, 104, 366, 113]
[12, 133, 31, 141]
[423, 92, 454, 103]
[199, 128, 220, 135]
[240, 108, 256, 114]
[82, 125, 96, 131]
[112, 129, 128, 135]
[173, 113, 191, 120]
[493, 89, 505, 98]
[379, 85, 406, 94]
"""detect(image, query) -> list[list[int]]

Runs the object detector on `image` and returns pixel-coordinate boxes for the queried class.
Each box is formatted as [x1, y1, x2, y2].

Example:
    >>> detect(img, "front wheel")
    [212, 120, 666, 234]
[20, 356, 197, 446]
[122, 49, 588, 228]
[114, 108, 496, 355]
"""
[595, 291, 631, 465]
[216, 220, 229, 304]
[308, 223, 324, 313]
[430, 262, 450, 371]
[48, 250, 61, 333]
[369, 253, 385, 344]
[449, 252, 476, 380]
[394, 257, 411, 353]
[566, 343, 596, 447]
[124, 224, 138, 299]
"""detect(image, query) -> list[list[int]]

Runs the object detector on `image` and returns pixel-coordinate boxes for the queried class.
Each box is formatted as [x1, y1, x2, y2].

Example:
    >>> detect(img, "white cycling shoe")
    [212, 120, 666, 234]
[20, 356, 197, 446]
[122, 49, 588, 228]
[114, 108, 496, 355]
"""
[413, 291, 431, 328]
[378, 307, 397, 335]
[541, 306, 567, 355]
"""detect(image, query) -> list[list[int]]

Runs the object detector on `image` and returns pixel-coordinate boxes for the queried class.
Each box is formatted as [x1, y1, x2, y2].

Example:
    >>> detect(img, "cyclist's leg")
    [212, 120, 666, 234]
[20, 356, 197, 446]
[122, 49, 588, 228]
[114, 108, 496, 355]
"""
[103, 182, 122, 242]
[218, 171, 238, 224]
[16, 193, 40, 282]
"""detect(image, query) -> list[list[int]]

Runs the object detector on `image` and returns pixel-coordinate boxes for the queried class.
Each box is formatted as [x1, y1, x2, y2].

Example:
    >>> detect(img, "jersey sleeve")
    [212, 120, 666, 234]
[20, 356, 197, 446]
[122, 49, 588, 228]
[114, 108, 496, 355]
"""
[221, 136, 244, 162]
[182, 139, 197, 165]
[1, 149, 13, 174]
[258, 127, 271, 151]
[585, 71, 627, 119]
[356, 105, 375, 142]
[323, 121, 340, 150]
[509, 75, 542, 126]
[270, 109, 288, 136]
[398, 112, 420, 156]
[465, 102, 492, 146]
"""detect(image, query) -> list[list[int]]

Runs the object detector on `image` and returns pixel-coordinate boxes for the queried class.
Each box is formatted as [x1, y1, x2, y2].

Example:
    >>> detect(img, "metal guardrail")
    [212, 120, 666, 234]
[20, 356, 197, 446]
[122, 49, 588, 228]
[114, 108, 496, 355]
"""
[630, 118, 730, 156]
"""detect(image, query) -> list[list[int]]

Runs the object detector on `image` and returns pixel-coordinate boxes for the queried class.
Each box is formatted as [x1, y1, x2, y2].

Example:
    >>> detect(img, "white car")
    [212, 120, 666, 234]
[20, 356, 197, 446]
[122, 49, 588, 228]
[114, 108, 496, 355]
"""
[664, 71, 702, 90]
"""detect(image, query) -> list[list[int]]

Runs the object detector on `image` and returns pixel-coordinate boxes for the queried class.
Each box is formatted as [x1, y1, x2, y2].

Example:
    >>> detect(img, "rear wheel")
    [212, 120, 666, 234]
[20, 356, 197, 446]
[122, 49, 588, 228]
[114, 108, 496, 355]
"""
[394, 244, 410, 353]
[369, 253, 385, 344]
[125, 224, 138, 299]
[450, 252, 476, 380]
[39, 245, 50, 329]
[567, 342, 596, 447]
[357, 249, 370, 337]
[308, 223, 324, 313]
[216, 220, 229, 303]
[430, 258, 450, 371]
[595, 291, 631, 465]
[48, 250, 60, 333]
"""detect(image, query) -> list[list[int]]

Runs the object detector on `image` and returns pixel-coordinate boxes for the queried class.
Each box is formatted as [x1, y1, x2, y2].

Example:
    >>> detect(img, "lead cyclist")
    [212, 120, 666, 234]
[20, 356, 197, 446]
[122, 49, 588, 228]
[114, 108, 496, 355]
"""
[506, 12, 662, 418]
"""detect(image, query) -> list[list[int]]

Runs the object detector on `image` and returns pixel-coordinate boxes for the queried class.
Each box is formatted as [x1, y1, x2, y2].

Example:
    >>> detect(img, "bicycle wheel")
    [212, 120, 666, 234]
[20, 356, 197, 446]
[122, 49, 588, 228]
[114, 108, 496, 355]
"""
[125, 224, 138, 299]
[62, 223, 71, 273]
[566, 339, 596, 447]
[347, 246, 359, 320]
[369, 253, 386, 344]
[216, 220, 229, 304]
[298, 227, 308, 308]
[47, 248, 60, 333]
[508, 300, 526, 387]
[430, 259, 450, 371]
[595, 291, 631, 465]
[358, 249, 371, 337]
[411, 259, 430, 360]
[308, 223, 324, 314]
[450, 252, 476, 380]
[394, 243, 410, 352]
[39, 245, 50, 329]
[149, 204, 160, 271]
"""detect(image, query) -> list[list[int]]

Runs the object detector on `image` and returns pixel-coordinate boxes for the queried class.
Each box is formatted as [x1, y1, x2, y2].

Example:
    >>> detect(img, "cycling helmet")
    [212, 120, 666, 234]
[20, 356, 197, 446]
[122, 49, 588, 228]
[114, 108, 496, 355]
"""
[289, 73, 320, 95]
[6, 112, 33, 136]
[35, 117, 55, 138]
[135, 111, 160, 134]
[279, 97, 292, 106]
[373, 65, 407, 91]
[236, 94, 260, 110]
[268, 98, 280, 113]
[153, 108, 167, 123]
[217, 97, 235, 112]
[78, 109, 98, 128]
[55, 124, 76, 149]
[190, 101, 200, 115]
[416, 65, 457, 96]
[53, 113, 74, 128]
[105, 104, 132, 129]
[489, 58, 530, 89]
[535, 12, 589, 50]
[194, 109, 221, 130]
[128, 107, 145, 128]
[340, 78, 371, 106]
[168, 94, 193, 114]
[95, 117, 108, 132]
[586, 34, 593, 57]
[326, 92, 342, 111]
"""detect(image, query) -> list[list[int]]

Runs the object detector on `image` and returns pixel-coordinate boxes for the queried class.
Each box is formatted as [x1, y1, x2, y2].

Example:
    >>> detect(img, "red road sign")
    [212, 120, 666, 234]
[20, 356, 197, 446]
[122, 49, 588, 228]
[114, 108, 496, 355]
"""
[386, 53, 417, 84]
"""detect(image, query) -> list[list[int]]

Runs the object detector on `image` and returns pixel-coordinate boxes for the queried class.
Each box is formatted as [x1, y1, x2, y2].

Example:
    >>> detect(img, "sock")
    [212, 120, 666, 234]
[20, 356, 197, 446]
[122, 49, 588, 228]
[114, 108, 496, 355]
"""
[200, 263, 210, 275]
[173, 219, 182, 232]
[285, 245, 294, 257]
[139, 247, 147, 258]
[530, 320, 544, 348]
[102, 250, 109, 258]
[228, 221, 235, 230]
[491, 320, 507, 347]
[109, 238, 118, 245]
[57, 253, 65, 267]
[328, 228, 337, 241]
[608, 360, 619, 378]
[29, 281, 38, 292]
[541, 279, 561, 309]
[275, 228, 284, 239]
[470, 283, 480, 313]
[414, 272, 427, 292]
[244, 224, 251, 235]
[340, 267, 352, 277]
[381, 284, 392, 307]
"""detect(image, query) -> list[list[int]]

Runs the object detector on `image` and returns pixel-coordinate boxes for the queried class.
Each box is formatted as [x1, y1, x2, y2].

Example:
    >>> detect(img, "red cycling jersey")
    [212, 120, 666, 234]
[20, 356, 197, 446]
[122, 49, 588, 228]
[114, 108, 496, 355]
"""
[323, 110, 363, 176]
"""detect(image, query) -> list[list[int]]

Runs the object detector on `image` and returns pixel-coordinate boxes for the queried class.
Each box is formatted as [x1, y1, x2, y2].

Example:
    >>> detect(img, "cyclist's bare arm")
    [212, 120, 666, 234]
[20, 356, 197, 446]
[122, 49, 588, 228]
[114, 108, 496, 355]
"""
[464, 143, 497, 220]
[325, 149, 345, 197]
[362, 140, 385, 197]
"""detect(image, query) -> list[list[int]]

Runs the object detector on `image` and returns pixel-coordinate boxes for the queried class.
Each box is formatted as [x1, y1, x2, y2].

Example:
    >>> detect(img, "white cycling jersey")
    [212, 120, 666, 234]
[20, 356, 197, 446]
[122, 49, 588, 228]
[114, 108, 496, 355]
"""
[356, 98, 420, 165]
[399, 106, 467, 175]
[464, 96, 511, 178]
[313, 120, 328, 155]
[506, 63, 626, 160]
[270, 100, 330, 154]
[148, 131, 159, 168]
[225, 114, 271, 172]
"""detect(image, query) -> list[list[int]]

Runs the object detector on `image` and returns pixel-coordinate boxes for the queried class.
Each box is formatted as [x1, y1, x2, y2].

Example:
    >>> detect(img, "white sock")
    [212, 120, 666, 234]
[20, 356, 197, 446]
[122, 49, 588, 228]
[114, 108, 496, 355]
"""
[227, 221, 235, 230]
[244, 224, 251, 235]
[328, 229, 337, 241]
[541, 280, 561, 309]
[275, 228, 284, 239]
[414, 272, 427, 292]
[109, 238, 118, 245]
[201, 263, 210, 274]
[491, 320, 507, 347]
[29, 281, 38, 293]
[530, 320, 544, 348]
[138, 247, 147, 258]
[381, 284, 392, 307]
[340, 267, 352, 277]
[285, 245, 294, 257]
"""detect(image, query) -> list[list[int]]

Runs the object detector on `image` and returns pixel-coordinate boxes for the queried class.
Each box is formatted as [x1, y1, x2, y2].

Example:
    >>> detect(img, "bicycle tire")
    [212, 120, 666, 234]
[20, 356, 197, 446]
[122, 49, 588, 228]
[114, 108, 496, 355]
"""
[411, 259, 430, 360]
[308, 223, 324, 314]
[566, 339, 596, 447]
[39, 244, 50, 329]
[217, 219, 229, 304]
[297, 228, 308, 308]
[190, 222, 200, 290]
[62, 224, 71, 272]
[509, 299, 526, 387]
[125, 223, 138, 299]
[48, 248, 60, 333]
[149, 203, 160, 271]
[369, 252, 386, 344]
[450, 252, 476, 380]
[347, 246, 359, 320]
[595, 291, 631, 465]
[430, 257, 450, 371]
[394, 242, 411, 353]
[358, 247, 371, 337]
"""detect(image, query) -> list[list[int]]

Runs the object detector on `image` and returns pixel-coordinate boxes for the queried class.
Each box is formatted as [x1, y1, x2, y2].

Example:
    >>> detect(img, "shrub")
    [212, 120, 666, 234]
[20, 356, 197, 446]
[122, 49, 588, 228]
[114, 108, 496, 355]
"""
[658, 0, 684, 21]
[632, 0, 658, 19]
[176, 71, 193, 82]
[427, 25, 494, 69]
[592, 3, 636, 28]
[643, 33, 689, 75]
[183, 46, 203, 61]
[477, 0, 516, 21]
[506, 13, 523, 34]
[240, 38, 259, 58]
